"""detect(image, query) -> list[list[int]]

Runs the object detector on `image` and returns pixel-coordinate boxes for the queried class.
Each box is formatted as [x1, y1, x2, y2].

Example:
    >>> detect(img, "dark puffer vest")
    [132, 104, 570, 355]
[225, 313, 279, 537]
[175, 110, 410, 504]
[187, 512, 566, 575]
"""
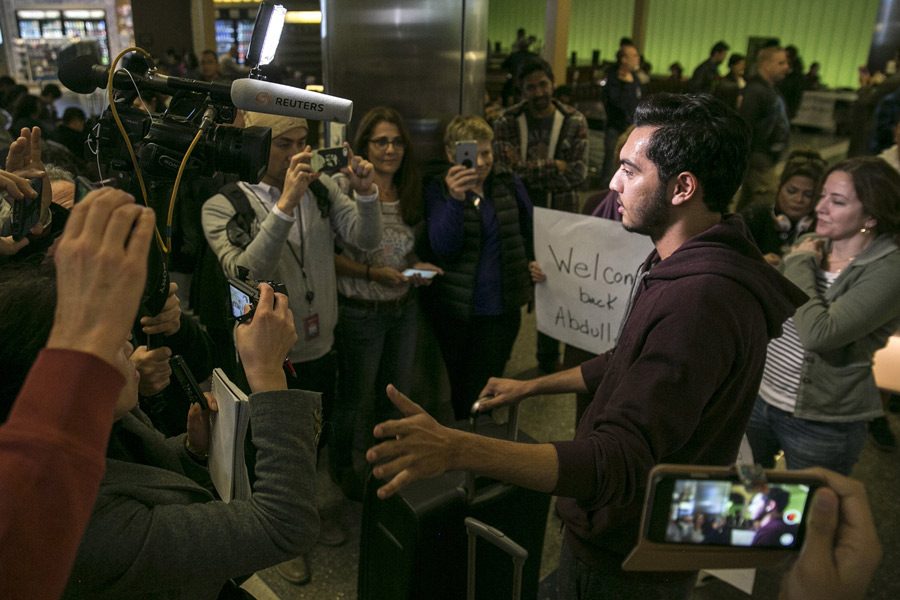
[431, 172, 531, 320]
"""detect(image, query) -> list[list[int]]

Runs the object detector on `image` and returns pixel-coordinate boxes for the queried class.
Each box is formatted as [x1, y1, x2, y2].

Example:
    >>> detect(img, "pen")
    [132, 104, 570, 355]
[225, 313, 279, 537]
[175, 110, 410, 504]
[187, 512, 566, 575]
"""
[283, 358, 297, 378]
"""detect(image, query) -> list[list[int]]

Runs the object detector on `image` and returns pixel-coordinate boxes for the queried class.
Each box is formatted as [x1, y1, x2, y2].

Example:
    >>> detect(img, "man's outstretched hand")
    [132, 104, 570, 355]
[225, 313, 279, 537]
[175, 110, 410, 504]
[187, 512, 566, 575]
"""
[366, 385, 461, 499]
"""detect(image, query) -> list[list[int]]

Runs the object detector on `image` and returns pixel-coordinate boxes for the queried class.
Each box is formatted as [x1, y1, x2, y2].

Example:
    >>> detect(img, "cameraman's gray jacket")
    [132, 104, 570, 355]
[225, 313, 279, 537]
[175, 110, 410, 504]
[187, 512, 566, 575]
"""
[202, 174, 381, 363]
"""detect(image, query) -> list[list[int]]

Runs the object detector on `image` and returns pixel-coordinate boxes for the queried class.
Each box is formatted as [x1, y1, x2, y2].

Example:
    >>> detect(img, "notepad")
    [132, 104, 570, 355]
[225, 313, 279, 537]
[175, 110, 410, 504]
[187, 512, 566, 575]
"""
[208, 368, 251, 502]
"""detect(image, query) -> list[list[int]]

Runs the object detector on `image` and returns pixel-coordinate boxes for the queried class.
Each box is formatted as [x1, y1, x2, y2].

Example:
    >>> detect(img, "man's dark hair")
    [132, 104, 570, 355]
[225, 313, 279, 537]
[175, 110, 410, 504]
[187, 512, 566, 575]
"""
[517, 56, 554, 84]
[61, 106, 86, 125]
[0, 261, 57, 423]
[616, 43, 638, 64]
[766, 487, 790, 513]
[633, 93, 751, 213]
[710, 41, 730, 56]
[41, 83, 62, 100]
[728, 53, 745, 68]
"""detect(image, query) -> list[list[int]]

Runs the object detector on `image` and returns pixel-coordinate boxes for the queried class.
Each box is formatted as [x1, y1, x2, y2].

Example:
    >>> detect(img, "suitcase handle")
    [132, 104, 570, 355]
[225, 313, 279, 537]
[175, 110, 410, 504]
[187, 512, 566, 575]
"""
[465, 517, 528, 600]
[465, 404, 519, 503]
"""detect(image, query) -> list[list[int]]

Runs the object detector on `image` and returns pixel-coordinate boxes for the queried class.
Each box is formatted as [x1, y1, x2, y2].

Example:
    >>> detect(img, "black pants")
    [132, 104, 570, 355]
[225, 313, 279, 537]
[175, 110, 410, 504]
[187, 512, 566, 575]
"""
[432, 310, 522, 420]
[289, 350, 337, 451]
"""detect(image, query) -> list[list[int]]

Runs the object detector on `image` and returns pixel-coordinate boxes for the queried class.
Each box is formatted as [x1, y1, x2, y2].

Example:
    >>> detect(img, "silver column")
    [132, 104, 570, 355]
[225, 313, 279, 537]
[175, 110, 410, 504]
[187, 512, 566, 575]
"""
[321, 0, 487, 161]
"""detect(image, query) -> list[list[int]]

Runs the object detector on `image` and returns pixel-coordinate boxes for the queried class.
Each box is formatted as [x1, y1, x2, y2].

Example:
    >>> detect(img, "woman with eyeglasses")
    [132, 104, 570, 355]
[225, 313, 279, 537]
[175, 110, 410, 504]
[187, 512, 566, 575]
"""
[330, 107, 441, 498]
[745, 157, 900, 475]
[423, 115, 535, 421]
[741, 149, 826, 267]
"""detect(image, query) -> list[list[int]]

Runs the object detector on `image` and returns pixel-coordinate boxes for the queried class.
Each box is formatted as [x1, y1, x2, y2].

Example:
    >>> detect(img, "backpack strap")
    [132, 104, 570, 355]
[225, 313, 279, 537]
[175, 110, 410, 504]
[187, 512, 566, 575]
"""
[220, 182, 256, 250]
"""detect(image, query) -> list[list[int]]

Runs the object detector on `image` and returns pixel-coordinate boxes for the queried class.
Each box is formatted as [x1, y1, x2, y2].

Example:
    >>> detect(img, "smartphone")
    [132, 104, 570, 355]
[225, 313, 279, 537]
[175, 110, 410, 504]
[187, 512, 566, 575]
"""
[74, 176, 118, 204]
[10, 178, 43, 240]
[170, 355, 209, 411]
[311, 145, 349, 174]
[454, 140, 478, 168]
[401, 268, 437, 279]
[623, 464, 826, 572]
[644, 465, 821, 550]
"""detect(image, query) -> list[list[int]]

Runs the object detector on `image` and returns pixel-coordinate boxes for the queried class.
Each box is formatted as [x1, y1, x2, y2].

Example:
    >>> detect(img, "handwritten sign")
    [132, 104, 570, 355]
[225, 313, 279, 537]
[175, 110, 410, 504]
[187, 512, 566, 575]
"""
[533, 207, 654, 354]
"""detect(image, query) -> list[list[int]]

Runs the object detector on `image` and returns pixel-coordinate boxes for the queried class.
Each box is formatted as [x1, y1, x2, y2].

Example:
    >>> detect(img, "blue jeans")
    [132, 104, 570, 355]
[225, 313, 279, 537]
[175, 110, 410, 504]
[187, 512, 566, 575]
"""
[745, 395, 867, 476]
[333, 295, 419, 473]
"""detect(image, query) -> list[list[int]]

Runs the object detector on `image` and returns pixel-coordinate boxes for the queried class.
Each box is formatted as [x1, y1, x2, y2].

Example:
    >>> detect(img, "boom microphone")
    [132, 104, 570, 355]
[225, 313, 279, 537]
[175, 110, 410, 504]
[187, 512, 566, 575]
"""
[58, 54, 354, 123]
[230, 78, 353, 124]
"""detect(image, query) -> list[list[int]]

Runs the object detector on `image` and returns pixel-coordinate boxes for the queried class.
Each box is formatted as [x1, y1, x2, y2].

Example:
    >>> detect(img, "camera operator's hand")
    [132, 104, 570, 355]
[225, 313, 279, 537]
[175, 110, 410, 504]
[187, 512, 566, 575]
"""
[185, 392, 219, 457]
[45, 188, 156, 371]
[780, 468, 882, 600]
[235, 283, 297, 393]
[277, 147, 319, 214]
[344, 147, 376, 196]
[130, 345, 173, 396]
[445, 164, 479, 201]
[140, 282, 181, 336]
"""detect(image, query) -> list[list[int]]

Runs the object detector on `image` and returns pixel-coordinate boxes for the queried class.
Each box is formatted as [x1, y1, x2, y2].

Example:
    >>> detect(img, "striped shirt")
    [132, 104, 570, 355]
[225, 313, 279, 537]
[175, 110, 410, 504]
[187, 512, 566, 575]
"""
[759, 269, 838, 412]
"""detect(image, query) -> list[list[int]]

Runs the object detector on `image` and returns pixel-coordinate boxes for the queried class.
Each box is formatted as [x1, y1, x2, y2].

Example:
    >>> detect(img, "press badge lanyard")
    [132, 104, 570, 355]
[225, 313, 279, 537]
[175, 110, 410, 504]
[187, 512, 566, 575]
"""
[285, 205, 320, 340]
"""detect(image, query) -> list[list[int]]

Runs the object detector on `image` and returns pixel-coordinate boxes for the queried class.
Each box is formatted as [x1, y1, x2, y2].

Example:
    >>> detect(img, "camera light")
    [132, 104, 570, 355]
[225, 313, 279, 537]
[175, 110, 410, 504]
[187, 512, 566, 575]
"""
[258, 5, 286, 66]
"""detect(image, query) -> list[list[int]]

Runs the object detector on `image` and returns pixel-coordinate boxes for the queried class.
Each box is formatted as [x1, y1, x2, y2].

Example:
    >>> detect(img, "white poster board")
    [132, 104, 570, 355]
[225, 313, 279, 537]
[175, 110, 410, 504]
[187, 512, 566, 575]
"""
[533, 207, 654, 355]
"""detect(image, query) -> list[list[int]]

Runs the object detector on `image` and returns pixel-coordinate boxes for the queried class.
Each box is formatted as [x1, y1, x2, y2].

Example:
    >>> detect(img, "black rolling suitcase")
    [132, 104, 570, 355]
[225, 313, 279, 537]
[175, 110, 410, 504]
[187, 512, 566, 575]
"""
[358, 406, 551, 600]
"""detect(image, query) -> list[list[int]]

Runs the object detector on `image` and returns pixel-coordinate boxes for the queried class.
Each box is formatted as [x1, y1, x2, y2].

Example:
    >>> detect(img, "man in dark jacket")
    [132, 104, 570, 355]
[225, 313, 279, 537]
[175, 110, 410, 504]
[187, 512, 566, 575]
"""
[365, 93, 807, 599]
[737, 46, 791, 211]
[688, 40, 729, 93]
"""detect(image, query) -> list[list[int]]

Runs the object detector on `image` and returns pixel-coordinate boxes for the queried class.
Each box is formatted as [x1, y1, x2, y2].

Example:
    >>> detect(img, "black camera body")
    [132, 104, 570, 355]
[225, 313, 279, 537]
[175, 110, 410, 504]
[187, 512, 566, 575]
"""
[228, 276, 289, 323]
[97, 92, 271, 184]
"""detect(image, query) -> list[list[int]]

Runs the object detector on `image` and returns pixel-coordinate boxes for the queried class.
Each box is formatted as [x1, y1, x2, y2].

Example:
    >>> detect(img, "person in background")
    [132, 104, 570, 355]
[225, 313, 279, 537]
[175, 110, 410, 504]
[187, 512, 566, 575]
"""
[713, 53, 747, 110]
[741, 149, 826, 266]
[425, 115, 534, 420]
[50, 106, 88, 159]
[39, 83, 62, 126]
[197, 48, 226, 83]
[737, 46, 791, 211]
[492, 56, 588, 373]
[688, 40, 729, 93]
[746, 157, 900, 475]
[330, 106, 440, 498]
[601, 41, 642, 186]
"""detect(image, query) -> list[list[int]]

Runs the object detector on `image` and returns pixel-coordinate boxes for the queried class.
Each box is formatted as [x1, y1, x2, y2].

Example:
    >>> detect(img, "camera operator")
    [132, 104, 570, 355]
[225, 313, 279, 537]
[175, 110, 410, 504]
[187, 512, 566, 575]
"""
[0, 188, 155, 599]
[1, 190, 322, 598]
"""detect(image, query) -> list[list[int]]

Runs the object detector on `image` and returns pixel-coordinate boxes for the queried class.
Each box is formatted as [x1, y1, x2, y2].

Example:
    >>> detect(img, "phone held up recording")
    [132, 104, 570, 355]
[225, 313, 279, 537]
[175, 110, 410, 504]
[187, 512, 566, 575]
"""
[310, 146, 349, 175]
[454, 140, 478, 168]
[9, 178, 43, 241]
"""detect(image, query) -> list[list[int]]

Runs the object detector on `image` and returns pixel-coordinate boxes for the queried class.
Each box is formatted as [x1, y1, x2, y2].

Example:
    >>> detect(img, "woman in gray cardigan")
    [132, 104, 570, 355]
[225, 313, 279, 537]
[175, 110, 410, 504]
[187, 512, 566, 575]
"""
[61, 283, 322, 599]
[746, 157, 900, 475]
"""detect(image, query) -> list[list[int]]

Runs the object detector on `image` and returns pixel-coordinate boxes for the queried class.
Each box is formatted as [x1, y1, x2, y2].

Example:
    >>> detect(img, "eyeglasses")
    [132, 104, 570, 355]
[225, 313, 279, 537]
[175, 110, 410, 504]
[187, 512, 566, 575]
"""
[369, 136, 405, 149]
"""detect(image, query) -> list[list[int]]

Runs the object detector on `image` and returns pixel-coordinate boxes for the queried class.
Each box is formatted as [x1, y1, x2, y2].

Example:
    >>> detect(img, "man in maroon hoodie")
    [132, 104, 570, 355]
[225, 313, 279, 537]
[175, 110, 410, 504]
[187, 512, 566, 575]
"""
[366, 93, 807, 598]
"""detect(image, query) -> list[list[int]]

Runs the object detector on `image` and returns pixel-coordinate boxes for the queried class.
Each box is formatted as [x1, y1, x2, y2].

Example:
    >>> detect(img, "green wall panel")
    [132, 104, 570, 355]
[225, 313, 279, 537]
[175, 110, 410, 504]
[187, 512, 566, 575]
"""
[487, 0, 546, 53]
[487, 0, 879, 89]
[644, 0, 879, 89]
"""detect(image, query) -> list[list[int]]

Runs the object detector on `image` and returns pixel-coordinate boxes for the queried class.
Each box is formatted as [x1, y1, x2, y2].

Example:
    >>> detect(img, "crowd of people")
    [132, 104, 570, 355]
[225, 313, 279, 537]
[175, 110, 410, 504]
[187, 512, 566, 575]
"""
[0, 32, 896, 600]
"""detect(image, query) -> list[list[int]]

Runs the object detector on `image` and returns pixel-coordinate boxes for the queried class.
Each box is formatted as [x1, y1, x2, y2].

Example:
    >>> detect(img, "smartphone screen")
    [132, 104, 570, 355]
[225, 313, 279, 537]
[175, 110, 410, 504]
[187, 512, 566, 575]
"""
[229, 283, 254, 319]
[401, 268, 437, 279]
[648, 476, 816, 549]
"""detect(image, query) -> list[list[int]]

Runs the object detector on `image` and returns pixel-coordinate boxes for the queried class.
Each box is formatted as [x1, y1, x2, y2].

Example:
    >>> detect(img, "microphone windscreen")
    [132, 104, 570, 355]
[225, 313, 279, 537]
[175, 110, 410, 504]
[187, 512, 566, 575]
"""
[230, 79, 353, 124]
[58, 54, 102, 94]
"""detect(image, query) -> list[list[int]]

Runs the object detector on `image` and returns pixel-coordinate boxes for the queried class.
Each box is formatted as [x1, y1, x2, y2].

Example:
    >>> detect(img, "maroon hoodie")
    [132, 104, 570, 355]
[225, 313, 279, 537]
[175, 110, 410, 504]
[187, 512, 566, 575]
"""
[551, 214, 807, 564]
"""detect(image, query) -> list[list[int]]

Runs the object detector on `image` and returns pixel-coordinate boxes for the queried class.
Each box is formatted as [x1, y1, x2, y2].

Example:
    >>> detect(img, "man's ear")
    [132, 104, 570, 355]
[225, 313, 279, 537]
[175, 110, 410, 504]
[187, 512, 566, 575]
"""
[670, 171, 699, 207]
